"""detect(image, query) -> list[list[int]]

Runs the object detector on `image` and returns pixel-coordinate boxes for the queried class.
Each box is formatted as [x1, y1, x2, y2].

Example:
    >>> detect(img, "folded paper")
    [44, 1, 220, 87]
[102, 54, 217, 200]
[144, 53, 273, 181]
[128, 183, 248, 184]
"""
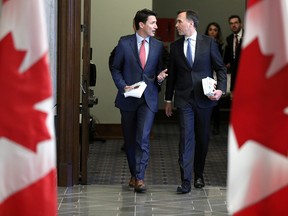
[124, 81, 147, 98]
[202, 77, 216, 96]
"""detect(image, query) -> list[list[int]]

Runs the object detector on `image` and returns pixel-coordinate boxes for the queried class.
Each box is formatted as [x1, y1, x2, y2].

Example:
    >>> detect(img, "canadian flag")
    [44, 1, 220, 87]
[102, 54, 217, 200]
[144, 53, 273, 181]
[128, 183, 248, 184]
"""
[0, 0, 57, 215]
[227, 0, 288, 215]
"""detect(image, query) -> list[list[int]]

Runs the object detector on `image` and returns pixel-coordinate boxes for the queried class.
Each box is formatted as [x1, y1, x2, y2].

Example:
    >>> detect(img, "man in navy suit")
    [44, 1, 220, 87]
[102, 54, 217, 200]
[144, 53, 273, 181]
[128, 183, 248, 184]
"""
[111, 9, 168, 193]
[165, 10, 227, 193]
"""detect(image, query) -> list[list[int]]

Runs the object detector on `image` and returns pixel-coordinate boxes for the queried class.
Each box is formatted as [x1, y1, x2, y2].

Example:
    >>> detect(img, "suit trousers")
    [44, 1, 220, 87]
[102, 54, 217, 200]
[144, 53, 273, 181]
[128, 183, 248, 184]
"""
[177, 98, 213, 184]
[120, 99, 155, 181]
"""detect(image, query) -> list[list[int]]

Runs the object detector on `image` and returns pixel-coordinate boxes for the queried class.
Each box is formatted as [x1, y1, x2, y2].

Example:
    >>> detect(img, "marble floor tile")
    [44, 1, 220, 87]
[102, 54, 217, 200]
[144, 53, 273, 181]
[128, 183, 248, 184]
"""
[58, 185, 228, 215]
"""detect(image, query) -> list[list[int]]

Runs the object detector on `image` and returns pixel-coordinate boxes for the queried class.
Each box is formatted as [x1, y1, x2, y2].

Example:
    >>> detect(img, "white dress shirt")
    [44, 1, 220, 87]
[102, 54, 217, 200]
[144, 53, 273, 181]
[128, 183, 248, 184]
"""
[184, 31, 197, 63]
[136, 33, 149, 61]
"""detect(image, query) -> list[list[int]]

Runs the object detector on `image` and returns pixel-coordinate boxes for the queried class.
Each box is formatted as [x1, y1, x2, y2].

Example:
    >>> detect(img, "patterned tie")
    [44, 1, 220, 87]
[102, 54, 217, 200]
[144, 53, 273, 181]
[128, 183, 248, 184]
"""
[139, 40, 146, 69]
[234, 34, 239, 50]
[186, 38, 193, 67]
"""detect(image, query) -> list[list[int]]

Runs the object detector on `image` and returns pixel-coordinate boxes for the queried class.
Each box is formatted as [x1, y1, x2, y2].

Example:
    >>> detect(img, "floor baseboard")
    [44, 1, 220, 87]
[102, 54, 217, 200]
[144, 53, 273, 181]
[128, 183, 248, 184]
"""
[93, 123, 154, 140]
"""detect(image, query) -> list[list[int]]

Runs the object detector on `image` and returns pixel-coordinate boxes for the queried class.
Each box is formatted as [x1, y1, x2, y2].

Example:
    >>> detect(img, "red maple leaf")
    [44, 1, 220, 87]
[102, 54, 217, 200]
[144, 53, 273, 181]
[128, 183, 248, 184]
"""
[231, 38, 288, 156]
[0, 33, 52, 152]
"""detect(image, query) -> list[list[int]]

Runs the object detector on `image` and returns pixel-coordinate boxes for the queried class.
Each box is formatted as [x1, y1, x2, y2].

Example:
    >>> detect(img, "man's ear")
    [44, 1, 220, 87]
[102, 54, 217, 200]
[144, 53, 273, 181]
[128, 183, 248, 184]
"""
[190, 21, 194, 28]
[139, 22, 145, 29]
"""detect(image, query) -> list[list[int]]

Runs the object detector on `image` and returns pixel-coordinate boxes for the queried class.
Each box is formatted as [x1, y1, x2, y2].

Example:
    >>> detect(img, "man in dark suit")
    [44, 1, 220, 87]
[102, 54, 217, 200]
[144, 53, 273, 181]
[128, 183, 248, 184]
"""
[111, 8, 168, 193]
[224, 15, 244, 96]
[165, 10, 226, 193]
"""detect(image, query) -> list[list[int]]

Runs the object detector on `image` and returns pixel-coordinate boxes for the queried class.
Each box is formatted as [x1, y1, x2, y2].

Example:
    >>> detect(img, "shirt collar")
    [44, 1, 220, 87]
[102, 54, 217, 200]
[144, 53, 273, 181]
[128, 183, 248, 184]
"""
[185, 31, 197, 41]
[236, 29, 243, 38]
[136, 33, 150, 44]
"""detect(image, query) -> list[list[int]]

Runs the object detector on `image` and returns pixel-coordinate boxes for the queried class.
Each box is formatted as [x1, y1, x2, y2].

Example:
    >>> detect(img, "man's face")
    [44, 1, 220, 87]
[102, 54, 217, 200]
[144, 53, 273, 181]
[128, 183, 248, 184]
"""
[229, 18, 242, 34]
[175, 12, 194, 37]
[140, 15, 158, 37]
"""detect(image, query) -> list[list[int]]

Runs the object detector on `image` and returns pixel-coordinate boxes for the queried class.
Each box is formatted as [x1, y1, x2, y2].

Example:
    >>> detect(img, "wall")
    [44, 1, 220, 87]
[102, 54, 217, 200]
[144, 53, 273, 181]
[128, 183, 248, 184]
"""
[90, 0, 245, 124]
[90, 0, 152, 124]
[153, 0, 246, 42]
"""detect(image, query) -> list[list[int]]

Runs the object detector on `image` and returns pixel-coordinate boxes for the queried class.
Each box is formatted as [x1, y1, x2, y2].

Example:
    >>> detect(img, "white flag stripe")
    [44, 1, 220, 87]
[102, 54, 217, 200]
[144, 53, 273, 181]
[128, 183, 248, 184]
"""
[227, 126, 288, 214]
[0, 130, 56, 202]
[0, 0, 48, 73]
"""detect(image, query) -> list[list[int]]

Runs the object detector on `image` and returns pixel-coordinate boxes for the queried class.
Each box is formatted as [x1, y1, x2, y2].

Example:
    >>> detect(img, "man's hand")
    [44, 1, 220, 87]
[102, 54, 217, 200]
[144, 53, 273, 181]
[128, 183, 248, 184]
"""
[165, 102, 173, 117]
[208, 90, 223, 101]
[124, 86, 134, 92]
[157, 69, 168, 83]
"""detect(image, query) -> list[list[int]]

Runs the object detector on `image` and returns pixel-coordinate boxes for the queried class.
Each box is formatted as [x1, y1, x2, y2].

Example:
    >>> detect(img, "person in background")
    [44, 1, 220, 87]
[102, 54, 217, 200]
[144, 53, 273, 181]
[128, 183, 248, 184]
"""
[204, 22, 224, 55]
[110, 8, 168, 193]
[223, 15, 244, 98]
[204, 22, 224, 135]
[165, 10, 226, 193]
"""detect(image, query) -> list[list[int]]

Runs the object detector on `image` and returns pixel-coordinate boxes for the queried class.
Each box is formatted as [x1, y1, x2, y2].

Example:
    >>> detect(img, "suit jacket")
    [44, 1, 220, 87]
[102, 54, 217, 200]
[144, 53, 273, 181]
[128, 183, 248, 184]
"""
[223, 31, 243, 91]
[111, 34, 164, 112]
[165, 34, 227, 109]
[224, 32, 243, 66]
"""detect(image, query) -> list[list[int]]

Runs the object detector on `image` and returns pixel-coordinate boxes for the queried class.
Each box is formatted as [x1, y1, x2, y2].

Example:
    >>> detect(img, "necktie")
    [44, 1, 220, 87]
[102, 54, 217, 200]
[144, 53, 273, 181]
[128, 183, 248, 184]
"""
[139, 40, 146, 69]
[234, 34, 239, 50]
[186, 38, 193, 67]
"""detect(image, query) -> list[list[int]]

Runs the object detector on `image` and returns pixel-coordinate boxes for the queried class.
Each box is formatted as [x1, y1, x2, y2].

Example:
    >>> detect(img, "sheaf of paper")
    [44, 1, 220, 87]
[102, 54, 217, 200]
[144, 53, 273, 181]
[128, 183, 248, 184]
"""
[124, 81, 147, 98]
[202, 77, 216, 96]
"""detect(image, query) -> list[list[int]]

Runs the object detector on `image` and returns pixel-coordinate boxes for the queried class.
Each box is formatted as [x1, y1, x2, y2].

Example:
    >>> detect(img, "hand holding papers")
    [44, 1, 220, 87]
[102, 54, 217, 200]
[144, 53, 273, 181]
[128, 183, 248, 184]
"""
[202, 77, 216, 97]
[124, 81, 147, 98]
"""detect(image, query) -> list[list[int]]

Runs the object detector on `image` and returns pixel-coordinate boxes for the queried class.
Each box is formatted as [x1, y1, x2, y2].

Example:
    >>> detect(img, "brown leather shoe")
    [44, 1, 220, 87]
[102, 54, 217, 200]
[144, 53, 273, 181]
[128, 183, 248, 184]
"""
[134, 180, 146, 192]
[129, 177, 136, 187]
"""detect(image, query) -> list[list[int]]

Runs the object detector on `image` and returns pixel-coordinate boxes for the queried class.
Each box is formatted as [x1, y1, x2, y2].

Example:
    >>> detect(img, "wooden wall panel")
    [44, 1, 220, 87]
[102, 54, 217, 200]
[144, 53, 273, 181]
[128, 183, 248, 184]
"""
[56, 0, 81, 187]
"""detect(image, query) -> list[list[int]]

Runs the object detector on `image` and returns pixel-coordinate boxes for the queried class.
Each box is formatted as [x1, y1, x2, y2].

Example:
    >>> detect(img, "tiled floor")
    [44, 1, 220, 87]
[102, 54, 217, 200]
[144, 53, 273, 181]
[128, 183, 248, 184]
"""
[58, 185, 228, 215]
[58, 107, 230, 215]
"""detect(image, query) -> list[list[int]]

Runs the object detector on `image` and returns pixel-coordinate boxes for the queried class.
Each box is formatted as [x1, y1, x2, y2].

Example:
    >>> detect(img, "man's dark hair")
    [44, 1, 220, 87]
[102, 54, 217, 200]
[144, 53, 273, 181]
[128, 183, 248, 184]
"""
[134, 9, 157, 30]
[177, 9, 199, 29]
[228, 15, 242, 23]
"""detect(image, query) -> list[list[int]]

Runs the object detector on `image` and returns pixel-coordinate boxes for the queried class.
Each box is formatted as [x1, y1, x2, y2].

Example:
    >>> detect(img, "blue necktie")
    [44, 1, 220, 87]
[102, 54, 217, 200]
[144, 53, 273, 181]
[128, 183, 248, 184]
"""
[186, 38, 193, 67]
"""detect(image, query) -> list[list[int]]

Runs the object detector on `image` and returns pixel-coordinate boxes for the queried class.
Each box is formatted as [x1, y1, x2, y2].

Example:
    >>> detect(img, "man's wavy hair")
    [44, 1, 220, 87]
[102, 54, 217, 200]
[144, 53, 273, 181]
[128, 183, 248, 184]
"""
[134, 8, 157, 30]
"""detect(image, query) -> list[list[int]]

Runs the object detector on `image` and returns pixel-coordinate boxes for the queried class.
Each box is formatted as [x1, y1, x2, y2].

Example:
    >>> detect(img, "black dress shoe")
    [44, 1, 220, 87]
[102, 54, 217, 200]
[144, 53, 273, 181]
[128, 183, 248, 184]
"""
[176, 186, 191, 194]
[176, 182, 191, 194]
[194, 177, 205, 188]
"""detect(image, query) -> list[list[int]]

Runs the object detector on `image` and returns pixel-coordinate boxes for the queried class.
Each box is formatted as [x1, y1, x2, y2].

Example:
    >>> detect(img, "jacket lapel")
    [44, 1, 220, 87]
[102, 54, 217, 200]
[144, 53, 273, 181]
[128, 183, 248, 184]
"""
[145, 38, 156, 70]
[129, 35, 142, 69]
[176, 38, 186, 66]
[193, 34, 204, 65]
[179, 37, 193, 69]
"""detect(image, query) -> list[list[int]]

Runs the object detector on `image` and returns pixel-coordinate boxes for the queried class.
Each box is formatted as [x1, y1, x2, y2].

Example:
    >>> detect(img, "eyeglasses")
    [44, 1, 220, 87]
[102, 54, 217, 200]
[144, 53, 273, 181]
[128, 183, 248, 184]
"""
[229, 21, 240, 25]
